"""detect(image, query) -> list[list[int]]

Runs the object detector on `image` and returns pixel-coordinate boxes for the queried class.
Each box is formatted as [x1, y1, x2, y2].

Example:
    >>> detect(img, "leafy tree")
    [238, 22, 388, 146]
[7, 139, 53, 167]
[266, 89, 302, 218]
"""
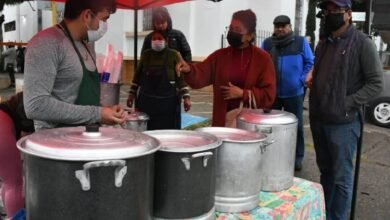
[305, 0, 318, 51]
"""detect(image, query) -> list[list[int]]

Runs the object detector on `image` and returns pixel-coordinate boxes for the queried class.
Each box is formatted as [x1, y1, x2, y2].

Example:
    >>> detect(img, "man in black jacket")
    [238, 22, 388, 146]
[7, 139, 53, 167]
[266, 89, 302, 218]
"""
[141, 7, 192, 62]
[309, 0, 383, 219]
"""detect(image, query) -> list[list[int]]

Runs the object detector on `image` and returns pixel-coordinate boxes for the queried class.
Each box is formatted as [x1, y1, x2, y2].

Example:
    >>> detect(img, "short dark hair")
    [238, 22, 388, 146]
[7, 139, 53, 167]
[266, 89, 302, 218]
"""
[152, 7, 171, 24]
[151, 30, 168, 40]
[64, 0, 116, 20]
[232, 9, 257, 34]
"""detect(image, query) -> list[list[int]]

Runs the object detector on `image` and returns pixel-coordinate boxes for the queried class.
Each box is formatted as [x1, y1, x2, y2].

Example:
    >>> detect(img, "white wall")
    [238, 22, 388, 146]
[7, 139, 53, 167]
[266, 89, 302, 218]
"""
[96, 0, 298, 58]
[4, 0, 303, 57]
[3, 2, 39, 43]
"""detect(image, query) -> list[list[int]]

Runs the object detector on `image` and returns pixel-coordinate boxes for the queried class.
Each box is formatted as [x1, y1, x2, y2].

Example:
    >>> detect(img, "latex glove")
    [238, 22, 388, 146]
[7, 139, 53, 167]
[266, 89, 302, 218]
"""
[220, 82, 244, 100]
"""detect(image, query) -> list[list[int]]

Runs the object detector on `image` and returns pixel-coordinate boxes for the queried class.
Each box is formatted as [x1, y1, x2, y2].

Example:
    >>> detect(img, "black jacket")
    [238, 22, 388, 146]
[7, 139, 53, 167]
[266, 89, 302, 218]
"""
[309, 26, 383, 123]
[141, 10, 192, 62]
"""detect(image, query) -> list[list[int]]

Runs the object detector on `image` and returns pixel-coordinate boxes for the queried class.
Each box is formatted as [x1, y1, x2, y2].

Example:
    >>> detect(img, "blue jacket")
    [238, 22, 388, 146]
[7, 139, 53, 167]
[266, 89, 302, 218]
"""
[262, 36, 314, 98]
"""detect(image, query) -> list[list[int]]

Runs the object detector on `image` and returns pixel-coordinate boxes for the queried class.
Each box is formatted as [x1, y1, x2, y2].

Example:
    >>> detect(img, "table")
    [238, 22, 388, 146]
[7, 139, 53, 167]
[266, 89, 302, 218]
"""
[216, 177, 325, 220]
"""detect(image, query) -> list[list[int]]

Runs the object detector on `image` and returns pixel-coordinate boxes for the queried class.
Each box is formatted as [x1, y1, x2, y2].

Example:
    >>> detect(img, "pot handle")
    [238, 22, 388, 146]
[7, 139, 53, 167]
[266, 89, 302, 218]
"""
[255, 125, 272, 134]
[259, 140, 275, 153]
[75, 160, 128, 191]
[181, 152, 213, 171]
[254, 125, 275, 153]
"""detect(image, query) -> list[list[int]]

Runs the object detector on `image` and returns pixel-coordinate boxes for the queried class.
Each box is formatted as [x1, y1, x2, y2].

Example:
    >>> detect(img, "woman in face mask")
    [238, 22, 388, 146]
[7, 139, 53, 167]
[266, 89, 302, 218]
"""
[176, 9, 276, 127]
[0, 92, 35, 218]
[127, 30, 191, 130]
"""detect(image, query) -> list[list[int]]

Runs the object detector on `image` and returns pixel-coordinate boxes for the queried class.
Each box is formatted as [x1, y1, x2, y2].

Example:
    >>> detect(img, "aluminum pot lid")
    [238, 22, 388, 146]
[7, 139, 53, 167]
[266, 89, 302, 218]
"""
[17, 126, 160, 161]
[238, 109, 297, 125]
[196, 127, 267, 143]
[144, 130, 221, 153]
[126, 111, 149, 121]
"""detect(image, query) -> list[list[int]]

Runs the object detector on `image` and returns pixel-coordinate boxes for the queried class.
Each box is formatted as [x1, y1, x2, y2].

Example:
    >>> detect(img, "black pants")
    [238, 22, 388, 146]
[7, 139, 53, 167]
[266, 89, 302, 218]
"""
[6, 64, 15, 86]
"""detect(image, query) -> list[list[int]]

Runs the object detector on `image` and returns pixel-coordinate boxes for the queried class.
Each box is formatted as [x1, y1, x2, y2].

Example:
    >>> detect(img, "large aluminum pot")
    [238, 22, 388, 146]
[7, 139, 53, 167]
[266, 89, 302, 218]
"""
[100, 82, 120, 106]
[145, 130, 221, 220]
[196, 127, 272, 213]
[17, 125, 160, 220]
[237, 109, 298, 192]
[122, 111, 149, 132]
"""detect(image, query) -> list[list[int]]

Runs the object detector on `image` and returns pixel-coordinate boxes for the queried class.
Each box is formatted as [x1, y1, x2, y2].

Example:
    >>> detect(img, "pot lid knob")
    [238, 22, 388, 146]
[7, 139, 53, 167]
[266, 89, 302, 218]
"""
[263, 108, 272, 114]
[85, 124, 100, 133]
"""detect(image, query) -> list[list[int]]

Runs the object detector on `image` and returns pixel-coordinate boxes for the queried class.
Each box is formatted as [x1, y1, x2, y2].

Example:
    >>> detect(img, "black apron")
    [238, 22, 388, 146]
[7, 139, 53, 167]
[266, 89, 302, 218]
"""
[57, 22, 100, 106]
[135, 52, 179, 130]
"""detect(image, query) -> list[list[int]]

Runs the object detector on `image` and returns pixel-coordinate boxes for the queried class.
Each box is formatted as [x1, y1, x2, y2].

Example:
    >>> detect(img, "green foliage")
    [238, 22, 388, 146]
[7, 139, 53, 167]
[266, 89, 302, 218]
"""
[183, 120, 211, 130]
[305, 0, 319, 51]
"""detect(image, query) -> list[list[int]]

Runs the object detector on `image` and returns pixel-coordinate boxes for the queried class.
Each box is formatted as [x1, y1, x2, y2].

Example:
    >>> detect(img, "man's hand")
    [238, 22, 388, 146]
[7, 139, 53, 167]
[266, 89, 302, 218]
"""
[305, 69, 313, 89]
[127, 94, 135, 108]
[183, 97, 191, 112]
[220, 82, 244, 100]
[101, 105, 126, 125]
[175, 52, 191, 77]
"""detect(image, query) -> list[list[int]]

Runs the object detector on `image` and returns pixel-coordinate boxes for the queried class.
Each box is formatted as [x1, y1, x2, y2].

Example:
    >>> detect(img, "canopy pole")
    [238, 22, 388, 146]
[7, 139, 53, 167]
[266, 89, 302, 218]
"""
[51, 2, 57, 25]
[133, 8, 138, 75]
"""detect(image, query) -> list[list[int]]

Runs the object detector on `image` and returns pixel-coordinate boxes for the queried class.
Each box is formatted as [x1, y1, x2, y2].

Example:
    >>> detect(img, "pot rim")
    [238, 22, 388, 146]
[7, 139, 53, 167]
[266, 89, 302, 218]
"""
[144, 130, 222, 153]
[16, 127, 161, 161]
[196, 127, 267, 144]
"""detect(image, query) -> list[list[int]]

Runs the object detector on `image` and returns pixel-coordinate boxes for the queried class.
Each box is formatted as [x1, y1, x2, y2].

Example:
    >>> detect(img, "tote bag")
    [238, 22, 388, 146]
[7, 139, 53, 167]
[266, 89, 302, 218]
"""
[225, 90, 257, 128]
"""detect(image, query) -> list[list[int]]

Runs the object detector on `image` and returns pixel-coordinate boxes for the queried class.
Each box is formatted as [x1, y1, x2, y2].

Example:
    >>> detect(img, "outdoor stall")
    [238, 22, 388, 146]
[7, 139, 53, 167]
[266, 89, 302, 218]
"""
[216, 178, 325, 220]
[1, 1, 328, 220]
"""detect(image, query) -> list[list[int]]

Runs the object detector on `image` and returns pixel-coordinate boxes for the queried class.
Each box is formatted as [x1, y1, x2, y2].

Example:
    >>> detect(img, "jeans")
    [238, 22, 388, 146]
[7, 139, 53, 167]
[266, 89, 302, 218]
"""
[310, 118, 361, 220]
[6, 63, 15, 86]
[273, 95, 305, 164]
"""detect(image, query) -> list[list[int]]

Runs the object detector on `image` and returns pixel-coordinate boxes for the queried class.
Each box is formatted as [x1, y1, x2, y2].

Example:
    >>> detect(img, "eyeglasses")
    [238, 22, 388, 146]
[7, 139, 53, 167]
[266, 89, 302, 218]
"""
[323, 8, 348, 15]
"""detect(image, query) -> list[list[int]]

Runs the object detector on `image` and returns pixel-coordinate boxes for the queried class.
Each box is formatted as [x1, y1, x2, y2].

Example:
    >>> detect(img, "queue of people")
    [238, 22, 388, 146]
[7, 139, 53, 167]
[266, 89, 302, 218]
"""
[0, 0, 385, 219]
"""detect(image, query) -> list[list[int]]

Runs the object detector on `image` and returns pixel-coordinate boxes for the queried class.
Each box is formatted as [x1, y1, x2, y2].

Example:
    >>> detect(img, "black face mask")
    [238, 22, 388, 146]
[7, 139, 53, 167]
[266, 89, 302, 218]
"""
[227, 31, 243, 48]
[324, 13, 345, 32]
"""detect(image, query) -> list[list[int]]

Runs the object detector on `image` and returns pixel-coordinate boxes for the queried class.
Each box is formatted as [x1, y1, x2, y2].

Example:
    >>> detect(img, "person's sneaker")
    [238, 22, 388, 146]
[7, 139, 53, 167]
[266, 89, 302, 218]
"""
[295, 161, 303, 171]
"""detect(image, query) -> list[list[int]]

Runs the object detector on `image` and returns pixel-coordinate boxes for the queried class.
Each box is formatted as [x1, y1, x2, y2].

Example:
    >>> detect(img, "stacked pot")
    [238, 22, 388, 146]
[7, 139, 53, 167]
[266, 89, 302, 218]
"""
[145, 130, 221, 220]
[237, 109, 298, 192]
[17, 125, 160, 220]
[196, 127, 272, 213]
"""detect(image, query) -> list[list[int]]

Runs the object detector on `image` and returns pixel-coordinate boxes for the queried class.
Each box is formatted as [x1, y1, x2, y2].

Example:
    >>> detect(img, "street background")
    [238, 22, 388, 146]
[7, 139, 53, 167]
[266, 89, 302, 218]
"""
[0, 73, 389, 219]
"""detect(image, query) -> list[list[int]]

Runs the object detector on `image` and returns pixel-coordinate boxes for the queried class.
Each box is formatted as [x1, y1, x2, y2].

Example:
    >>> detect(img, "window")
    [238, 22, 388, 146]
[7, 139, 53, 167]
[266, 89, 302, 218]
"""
[4, 21, 16, 32]
[143, 9, 153, 31]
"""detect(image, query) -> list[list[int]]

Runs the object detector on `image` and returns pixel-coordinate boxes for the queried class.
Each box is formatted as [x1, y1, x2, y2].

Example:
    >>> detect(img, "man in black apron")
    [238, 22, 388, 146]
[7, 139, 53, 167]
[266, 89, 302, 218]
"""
[24, 0, 126, 130]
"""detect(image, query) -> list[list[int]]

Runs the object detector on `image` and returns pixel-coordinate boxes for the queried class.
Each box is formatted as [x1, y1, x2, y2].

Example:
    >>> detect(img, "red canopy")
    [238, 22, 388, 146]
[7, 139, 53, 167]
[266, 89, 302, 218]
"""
[42, 0, 191, 9]
[116, 0, 191, 9]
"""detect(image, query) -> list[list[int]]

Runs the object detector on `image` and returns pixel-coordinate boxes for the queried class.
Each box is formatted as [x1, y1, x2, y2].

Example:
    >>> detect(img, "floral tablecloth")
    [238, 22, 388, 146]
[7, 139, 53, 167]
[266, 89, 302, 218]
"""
[216, 177, 325, 220]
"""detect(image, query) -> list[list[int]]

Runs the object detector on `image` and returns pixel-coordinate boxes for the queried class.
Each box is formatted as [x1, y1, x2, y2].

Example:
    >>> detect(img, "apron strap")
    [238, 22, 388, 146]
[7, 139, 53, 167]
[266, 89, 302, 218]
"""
[57, 21, 96, 68]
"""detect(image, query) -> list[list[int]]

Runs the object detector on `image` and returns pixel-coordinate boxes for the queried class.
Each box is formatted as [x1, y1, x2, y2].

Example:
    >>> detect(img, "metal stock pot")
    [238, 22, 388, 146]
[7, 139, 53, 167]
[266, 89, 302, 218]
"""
[17, 126, 160, 220]
[145, 130, 221, 220]
[122, 111, 150, 132]
[237, 109, 298, 192]
[196, 127, 272, 213]
[100, 82, 120, 106]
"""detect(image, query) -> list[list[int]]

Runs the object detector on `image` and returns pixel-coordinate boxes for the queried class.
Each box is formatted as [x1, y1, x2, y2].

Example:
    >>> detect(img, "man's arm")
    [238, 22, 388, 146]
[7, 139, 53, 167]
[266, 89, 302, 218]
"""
[345, 38, 384, 110]
[301, 38, 315, 84]
[24, 36, 101, 125]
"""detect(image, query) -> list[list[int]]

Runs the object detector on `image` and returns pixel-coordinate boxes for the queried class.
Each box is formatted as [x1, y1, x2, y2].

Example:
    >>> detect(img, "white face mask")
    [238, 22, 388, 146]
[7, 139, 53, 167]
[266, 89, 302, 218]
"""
[151, 40, 166, 51]
[87, 20, 108, 42]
